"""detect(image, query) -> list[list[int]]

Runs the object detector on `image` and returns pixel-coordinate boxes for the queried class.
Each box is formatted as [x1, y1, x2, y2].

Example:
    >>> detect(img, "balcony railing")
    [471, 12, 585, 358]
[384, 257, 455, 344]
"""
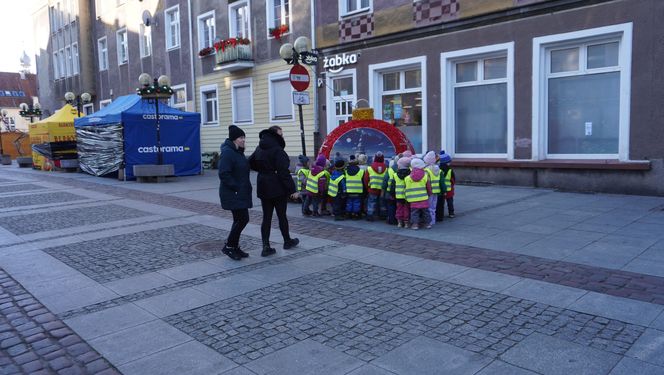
[214, 42, 254, 72]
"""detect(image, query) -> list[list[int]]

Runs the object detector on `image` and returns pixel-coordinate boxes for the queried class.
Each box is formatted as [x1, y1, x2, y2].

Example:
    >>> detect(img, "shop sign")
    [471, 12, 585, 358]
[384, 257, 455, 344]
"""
[324, 53, 358, 73]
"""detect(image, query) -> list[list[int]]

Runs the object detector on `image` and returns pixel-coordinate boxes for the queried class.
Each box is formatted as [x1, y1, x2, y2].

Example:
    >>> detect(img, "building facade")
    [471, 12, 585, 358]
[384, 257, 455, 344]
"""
[314, 0, 664, 196]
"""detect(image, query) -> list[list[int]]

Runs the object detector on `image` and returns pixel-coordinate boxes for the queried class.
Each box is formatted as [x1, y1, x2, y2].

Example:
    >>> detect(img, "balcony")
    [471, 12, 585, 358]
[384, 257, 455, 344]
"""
[214, 39, 254, 72]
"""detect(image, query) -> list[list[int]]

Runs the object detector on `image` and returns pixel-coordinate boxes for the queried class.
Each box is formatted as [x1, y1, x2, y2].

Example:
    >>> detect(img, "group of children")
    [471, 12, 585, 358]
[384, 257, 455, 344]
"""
[295, 150, 455, 230]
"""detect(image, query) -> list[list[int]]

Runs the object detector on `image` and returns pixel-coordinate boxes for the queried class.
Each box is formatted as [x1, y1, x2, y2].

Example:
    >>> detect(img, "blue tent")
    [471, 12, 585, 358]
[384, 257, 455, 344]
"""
[74, 94, 201, 179]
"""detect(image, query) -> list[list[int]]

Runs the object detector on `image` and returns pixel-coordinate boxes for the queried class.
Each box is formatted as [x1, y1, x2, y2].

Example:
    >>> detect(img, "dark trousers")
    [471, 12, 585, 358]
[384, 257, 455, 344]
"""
[227, 209, 249, 248]
[386, 199, 397, 224]
[333, 195, 346, 217]
[261, 196, 291, 244]
[436, 195, 454, 221]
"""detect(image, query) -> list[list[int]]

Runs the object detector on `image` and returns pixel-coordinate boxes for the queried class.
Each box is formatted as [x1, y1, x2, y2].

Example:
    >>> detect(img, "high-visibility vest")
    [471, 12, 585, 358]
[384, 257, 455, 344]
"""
[426, 169, 442, 194]
[393, 173, 407, 200]
[305, 171, 326, 193]
[297, 168, 309, 191]
[444, 169, 453, 192]
[367, 166, 386, 190]
[345, 169, 365, 194]
[404, 174, 429, 203]
[327, 175, 345, 197]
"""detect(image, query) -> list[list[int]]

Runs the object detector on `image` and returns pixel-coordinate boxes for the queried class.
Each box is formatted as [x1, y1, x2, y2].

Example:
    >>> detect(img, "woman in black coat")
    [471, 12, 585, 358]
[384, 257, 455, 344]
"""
[248, 126, 299, 256]
[218, 125, 252, 260]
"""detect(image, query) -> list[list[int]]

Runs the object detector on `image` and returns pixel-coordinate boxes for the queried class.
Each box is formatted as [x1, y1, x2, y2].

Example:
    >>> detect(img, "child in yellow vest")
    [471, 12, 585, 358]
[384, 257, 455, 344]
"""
[295, 155, 311, 215]
[405, 158, 432, 230]
[423, 151, 441, 227]
[394, 156, 412, 228]
[304, 154, 328, 216]
[344, 154, 365, 219]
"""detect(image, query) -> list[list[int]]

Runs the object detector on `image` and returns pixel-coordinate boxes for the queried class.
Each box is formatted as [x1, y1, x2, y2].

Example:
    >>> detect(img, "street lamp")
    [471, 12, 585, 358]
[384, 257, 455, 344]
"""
[64, 91, 92, 117]
[279, 36, 318, 157]
[136, 73, 174, 165]
[17, 103, 43, 168]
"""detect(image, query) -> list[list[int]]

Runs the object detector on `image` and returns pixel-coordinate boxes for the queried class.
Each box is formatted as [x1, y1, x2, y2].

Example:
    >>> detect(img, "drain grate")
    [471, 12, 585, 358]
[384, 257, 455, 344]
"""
[180, 240, 225, 255]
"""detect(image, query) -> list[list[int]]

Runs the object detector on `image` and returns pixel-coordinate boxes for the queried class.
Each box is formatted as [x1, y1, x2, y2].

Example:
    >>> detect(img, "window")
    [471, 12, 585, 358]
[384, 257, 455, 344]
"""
[231, 79, 253, 124]
[197, 11, 216, 51]
[165, 5, 180, 50]
[83, 103, 94, 115]
[99, 99, 112, 109]
[139, 24, 151, 58]
[49, 6, 56, 31]
[72, 43, 79, 75]
[58, 49, 65, 79]
[53, 51, 60, 79]
[116, 28, 128, 65]
[441, 43, 514, 158]
[169, 84, 187, 111]
[533, 23, 632, 160]
[269, 72, 293, 122]
[229, 1, 250, 39]
[98, 37, 108, 71]
[326, 69, 357, 132]
[64, 46, 72, 77]
[370, 57, 426, 152]
[340, 0, 371, 17]
[200, 84, 218, 125]
[267, 0, 290, 33]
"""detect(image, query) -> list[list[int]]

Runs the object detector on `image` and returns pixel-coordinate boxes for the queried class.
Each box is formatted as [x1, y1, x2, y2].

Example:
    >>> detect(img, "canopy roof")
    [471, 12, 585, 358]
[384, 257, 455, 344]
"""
[36, 104, 80, 125]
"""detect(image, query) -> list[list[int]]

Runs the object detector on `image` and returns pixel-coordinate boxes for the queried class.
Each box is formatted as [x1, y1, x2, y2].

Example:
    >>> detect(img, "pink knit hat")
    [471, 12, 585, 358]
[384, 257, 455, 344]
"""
[397, 156, 412, 169]
[410, 158, 425, 170]
[315, 154, 327, 167]
[423, 151, 436, 166]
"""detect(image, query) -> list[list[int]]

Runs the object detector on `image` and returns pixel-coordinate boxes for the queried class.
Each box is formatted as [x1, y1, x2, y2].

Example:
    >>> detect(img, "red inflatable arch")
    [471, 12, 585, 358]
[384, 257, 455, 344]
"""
[318, 119, 414, 161]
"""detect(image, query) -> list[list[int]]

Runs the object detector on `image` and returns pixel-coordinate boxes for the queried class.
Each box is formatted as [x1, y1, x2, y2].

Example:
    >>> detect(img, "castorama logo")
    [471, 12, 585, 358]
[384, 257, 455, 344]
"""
[138, 145, 191, 153]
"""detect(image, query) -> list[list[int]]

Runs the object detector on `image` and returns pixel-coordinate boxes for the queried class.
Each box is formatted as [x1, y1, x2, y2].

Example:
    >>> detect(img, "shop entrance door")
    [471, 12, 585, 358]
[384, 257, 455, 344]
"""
[327, 70, 356, 133]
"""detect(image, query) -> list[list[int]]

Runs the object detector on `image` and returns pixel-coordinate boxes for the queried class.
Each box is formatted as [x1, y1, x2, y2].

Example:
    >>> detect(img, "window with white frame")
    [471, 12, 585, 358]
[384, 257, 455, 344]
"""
[326, 70, 356, 132]
[83, 103, 94, 115]
[200, 85, 218, 124]
[165, 6, 181, 49]
[58, 49, 65, 79]
[533, 23, 632, 160]
[371, 57, 426, 152]
[340, 0, 371, 17]
[116, 28, 128, 65]
[267, 0, 290, 32]
[229, 1, 250, 39]
[269, 72, 293, 121]
[139, 24, 151, 57]
[441, 43, 514, 157]
[72, 43, 79, 75]
[64, 46, 72, 77]
[170, 84, 187, 111]
[98, 37, 108, 71]
[53, 51, 60, 79]
[198, 11, 215, 51]
[232, 79, 253, 124]
[99, 99, 112, 109]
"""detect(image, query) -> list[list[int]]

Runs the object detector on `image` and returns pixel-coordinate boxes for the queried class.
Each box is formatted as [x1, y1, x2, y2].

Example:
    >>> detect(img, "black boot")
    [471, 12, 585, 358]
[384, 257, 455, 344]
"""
[261, 242, 276, 257]
[235, 246, 249, 258]
[283, 238, 299, 250]
[222, 245, 242, 261]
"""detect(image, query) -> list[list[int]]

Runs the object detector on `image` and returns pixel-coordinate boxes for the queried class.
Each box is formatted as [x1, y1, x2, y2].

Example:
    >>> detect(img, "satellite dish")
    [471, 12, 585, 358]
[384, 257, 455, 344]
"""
[142, 10, 153, 27]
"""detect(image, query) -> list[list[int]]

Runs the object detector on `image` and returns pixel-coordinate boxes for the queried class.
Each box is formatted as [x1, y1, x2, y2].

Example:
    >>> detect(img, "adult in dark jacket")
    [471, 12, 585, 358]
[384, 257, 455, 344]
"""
[248, 126, 299, 256]
[218, 125, 252, 260]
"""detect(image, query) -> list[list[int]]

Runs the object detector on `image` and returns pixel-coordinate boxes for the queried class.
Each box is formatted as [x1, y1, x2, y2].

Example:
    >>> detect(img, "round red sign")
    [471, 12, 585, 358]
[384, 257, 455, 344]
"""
[289, 65, 310, 92]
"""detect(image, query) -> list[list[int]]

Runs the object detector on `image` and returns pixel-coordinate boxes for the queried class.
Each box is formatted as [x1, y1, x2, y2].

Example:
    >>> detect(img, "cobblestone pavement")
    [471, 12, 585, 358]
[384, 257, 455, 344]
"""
[0, 268, 119, 375]
[0, 183, 48, 193]
[0, 192, 86, 210]
[166, 262, 644, 365]
[0, 204, 151, 235]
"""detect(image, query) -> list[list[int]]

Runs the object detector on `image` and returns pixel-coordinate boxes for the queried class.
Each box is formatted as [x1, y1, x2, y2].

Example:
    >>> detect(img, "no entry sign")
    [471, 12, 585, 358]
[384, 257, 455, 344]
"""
[289, 64, 310, 92]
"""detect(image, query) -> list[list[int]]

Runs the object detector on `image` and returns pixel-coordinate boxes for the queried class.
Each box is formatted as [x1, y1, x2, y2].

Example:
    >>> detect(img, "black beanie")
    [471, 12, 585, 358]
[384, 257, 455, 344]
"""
[228, 125, 245, 141]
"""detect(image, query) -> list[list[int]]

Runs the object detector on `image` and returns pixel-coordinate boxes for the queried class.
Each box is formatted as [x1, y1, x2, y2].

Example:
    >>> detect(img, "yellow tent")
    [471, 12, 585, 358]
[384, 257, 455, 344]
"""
[29, 104, 81, 170]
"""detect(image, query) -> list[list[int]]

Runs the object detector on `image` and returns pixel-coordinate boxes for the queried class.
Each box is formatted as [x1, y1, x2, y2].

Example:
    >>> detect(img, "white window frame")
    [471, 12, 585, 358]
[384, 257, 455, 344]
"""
[53, 51, 60, 79]
[139, 24, 152, 58]
[197, 10, 216, 52]
[72, 42, 79, 75]
[199, 84, 219, 126]
[369, 56, 427, 153]
[58, 48, 65, 79]
[98, 37, 108, 71]
[99, 99, 112, 109]
[229, 0, 251, 39]
[82, 103, 94, 115]
[64, 45, 72, 77]
[268, 71, 294, 123]
[440, 42, 514, 159]
[325, 68, 357, 134]
[532, 23, 632, 161]
[169, 84, 188, 111]
[339, 0, 372, 18]
[116, 28, 128, 65]
[165, 5, 181, 50]
[231, 78, 254, 125]
[266, 0, 291, 38]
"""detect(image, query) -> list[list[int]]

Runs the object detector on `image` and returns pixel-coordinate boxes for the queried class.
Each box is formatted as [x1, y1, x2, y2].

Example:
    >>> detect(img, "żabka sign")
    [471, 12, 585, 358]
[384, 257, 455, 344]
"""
[324, 53, 358, 73]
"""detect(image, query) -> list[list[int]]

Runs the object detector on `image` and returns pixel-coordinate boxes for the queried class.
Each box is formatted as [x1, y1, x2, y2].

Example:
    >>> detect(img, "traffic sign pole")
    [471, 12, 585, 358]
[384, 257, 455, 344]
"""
[290, 64, 310, 156]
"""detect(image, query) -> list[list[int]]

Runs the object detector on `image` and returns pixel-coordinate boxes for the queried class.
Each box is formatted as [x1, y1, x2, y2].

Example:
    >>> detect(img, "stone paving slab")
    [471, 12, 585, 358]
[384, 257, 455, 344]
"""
[64, 303, 157, 341]
[476, 360, 537, 374]
[625, 328, 664, 367]
[0, 267, 119, 374]
[0, 191, 90, 211]
[502, 279, 587, 309]
[609, 357, 664, 375]
[134, 287, 218, 318]
[569, 292, 664, 326]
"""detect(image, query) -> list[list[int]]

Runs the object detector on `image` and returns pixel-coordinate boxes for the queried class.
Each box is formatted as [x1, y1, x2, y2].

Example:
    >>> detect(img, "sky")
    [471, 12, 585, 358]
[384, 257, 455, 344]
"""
[0, 0, 37, 73]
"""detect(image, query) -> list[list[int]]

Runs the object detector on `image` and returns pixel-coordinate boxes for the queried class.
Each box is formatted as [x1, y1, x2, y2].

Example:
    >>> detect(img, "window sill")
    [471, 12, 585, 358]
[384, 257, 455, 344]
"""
[202, 122, 219, 127]
[167, 46, 181, 52]
[340, 8, 371, 19]
[451, 158, 651, 171]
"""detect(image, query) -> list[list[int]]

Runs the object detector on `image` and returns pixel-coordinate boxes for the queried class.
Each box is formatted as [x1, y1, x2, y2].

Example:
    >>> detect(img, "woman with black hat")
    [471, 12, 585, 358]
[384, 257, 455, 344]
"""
[249, 125, 299, 256]
[218, 125, 252, 260]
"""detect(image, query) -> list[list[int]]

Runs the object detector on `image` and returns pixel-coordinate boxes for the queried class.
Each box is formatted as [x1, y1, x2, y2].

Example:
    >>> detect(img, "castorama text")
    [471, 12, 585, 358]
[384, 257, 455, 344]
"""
[138, 145, 189, 153]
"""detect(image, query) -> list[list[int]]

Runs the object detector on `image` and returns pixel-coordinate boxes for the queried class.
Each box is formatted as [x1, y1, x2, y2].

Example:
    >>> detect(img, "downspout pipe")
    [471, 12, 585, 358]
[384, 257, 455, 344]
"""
[310, 0, 319, 154]
[187, 0, 201, 174]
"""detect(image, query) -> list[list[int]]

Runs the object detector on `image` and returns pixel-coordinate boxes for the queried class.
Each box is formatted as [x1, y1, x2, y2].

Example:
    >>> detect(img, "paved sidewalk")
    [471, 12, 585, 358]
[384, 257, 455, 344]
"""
[1, 166, 664, 374]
